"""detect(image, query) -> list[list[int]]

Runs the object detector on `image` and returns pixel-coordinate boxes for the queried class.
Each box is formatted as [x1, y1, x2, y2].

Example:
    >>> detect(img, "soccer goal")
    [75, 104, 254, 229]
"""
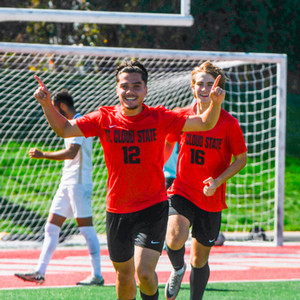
[0, 42, 287, 246]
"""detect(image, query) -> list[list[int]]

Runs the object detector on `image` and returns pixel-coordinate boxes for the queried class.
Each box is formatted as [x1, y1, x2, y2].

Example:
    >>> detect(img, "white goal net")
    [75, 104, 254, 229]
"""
[0, 43, 287, 246]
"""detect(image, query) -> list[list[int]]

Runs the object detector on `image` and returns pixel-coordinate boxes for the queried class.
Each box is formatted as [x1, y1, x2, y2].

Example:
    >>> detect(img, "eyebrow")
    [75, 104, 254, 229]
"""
[119, 81, 143, 85]
[195, 80, 214, 84]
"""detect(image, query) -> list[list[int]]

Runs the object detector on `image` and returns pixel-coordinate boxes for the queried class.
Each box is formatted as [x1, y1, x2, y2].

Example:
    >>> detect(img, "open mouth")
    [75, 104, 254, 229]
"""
[199, 94, 209, 98]
[125, 97, 137, 102]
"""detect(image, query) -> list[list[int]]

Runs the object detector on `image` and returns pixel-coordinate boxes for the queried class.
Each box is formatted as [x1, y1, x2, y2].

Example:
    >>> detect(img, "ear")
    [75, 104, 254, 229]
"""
[59, 102, 67, 111]
[59, 102, 69, 115]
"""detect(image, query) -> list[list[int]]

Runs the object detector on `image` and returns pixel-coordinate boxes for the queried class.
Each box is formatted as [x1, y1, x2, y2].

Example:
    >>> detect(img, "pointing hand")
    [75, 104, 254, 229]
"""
[33, 75, 51, 106]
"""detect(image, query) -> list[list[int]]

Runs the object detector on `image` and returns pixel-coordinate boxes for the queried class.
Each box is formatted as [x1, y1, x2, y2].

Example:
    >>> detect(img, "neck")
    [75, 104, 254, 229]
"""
[66, 110, 77, 120]
[196, 102, 210, 115]
[121, 106, 143, 117]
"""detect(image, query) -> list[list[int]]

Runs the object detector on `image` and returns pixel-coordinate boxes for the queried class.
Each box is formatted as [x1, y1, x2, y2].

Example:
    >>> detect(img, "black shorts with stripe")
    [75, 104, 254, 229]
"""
[106, 201, 168, 263]
[169, 194, 222, 247]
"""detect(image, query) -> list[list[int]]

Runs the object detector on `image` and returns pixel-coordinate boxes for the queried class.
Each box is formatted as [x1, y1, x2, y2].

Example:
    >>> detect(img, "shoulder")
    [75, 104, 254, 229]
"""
[150, 105, 192, 115]
[148, 105, 167, 112]
[98, 105, 117, 114]
[144, 105, 169, 118]
[85, 106, 117, 120]
[220, 109, 239, 124]
[175, 105, 193, 116]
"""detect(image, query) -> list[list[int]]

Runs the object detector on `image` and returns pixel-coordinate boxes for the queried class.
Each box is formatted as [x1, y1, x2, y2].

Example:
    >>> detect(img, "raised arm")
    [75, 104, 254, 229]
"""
[182, 75, 225, 132]
[34, 75, 83, 138]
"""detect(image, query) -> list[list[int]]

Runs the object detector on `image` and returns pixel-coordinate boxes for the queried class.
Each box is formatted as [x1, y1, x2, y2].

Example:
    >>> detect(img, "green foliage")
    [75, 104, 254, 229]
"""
[286, 93, 300, 157]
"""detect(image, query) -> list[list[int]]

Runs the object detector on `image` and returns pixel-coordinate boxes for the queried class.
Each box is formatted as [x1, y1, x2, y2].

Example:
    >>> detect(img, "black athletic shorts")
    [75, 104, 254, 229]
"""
[106, 201, 169, 263]
[169, 194, 222, 247]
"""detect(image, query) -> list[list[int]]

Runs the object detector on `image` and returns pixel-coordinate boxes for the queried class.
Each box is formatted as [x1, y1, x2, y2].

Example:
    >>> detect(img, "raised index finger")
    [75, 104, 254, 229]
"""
[34, 75, 46, 88]
[212, 75, 221, 90]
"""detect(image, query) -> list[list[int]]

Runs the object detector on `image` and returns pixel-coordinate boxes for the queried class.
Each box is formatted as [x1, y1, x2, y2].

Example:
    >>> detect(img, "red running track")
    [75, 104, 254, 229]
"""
[1, 245, 300, 289]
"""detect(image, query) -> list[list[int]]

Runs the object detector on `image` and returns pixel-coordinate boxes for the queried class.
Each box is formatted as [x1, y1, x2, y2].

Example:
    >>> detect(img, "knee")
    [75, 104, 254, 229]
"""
[136, 266, 153, 284]
[116, 269, 134, 285]
[166, 232, 186, 250]
[190, 255, 208, 268]
[45, 223, 60, 236]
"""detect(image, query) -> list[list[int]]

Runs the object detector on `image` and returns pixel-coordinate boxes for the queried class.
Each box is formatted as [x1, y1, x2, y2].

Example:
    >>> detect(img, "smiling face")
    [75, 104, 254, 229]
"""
[192, 71, 216, 108]
[116, 72, 147, 116]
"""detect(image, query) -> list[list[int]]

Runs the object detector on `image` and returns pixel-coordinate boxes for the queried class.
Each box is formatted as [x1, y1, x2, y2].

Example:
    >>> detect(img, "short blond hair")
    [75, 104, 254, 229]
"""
[191, 61, 226, 89]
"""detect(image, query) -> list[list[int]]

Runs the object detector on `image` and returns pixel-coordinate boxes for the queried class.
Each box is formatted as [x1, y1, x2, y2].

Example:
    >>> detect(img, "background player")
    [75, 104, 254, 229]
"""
[15, 90, 104, 286]
[164, 61, 247, 299]
[31, 59, 224, 300]
[164, 143, 179, 189]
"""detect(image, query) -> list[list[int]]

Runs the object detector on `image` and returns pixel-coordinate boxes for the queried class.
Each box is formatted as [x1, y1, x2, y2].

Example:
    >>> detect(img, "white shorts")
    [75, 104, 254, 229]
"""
[50, 184, 93, 219]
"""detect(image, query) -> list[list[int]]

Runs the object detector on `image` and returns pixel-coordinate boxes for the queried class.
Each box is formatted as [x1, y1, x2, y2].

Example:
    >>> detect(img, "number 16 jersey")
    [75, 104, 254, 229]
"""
[167, 105, 247, 212]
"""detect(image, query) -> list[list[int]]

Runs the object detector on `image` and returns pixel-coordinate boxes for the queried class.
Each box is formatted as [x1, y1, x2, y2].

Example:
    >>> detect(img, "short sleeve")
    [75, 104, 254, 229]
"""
[66, 135, 84, 146]
[76, 110, 102, 138]
[162, 108, 187, 137]
[228, 119, 247, 156]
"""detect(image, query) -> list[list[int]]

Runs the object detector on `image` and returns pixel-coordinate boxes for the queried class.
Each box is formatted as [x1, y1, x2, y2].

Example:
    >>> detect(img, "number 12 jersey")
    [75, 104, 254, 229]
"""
[76, 104, 187, 214]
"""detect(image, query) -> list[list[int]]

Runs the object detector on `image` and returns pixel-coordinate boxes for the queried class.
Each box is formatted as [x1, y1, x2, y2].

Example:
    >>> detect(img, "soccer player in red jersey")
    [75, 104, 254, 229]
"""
[32, 59, 224, 300]
[164, 61, 247, 300]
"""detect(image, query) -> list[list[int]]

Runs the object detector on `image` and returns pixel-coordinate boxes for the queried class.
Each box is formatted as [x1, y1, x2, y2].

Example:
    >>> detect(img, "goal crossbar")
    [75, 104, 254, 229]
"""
[0, 4, 193, 27]
[0, 42, 287, 63]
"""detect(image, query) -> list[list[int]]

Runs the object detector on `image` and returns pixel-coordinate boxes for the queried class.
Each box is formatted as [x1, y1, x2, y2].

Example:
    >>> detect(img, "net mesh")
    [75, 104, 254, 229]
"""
[0, 48, 280, 244]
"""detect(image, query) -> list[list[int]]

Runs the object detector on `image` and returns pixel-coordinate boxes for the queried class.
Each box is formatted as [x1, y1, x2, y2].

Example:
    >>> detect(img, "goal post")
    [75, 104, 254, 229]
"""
[274, 59, 287, 246]
[0, 0, 193, 27]
[0, 42, 287, 246]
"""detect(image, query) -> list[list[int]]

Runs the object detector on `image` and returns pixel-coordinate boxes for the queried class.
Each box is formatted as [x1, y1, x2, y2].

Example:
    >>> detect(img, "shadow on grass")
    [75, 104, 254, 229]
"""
[158, 284, 238, 293]
[206, 287, 240, 292]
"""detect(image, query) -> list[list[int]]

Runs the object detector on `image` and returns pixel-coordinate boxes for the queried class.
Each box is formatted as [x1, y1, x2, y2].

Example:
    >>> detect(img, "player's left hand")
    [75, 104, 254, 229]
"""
[203, 177, 218, 196]
[209, 75, 225, 106]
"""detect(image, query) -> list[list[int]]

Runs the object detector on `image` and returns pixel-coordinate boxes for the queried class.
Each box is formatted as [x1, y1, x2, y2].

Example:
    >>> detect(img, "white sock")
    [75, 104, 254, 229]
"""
[79, 226, 102, 278]
[36, 222, 60, 275]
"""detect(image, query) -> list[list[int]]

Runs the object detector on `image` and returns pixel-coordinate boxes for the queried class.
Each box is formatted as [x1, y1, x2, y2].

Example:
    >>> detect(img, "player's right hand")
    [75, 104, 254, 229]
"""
[29, 148, 44, 159]
[34, 75, 51, 106]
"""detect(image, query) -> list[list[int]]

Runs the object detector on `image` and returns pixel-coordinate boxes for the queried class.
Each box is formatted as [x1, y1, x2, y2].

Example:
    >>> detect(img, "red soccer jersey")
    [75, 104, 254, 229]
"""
[167, 104, 247, 212]
[76, 104, 187, 213]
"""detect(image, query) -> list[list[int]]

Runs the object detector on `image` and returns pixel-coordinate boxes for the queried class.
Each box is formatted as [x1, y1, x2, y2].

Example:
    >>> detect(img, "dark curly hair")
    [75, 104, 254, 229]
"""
[52, 89, 74, 109]
[116, 59, 148, 84]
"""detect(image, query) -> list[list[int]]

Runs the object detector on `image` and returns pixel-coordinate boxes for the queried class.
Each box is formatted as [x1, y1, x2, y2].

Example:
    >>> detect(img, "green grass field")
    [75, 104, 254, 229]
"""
[1, 281, 299, 299]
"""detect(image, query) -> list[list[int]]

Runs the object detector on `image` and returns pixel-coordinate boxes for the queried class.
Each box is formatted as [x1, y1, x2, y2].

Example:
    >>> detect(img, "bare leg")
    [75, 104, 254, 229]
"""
[134, 246, 160, 297]
[112, 256, 137, 300]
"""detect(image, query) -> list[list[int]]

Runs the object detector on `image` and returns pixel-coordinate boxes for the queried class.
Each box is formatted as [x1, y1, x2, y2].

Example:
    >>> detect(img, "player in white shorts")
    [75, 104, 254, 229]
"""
[15, 89, 104, 286]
